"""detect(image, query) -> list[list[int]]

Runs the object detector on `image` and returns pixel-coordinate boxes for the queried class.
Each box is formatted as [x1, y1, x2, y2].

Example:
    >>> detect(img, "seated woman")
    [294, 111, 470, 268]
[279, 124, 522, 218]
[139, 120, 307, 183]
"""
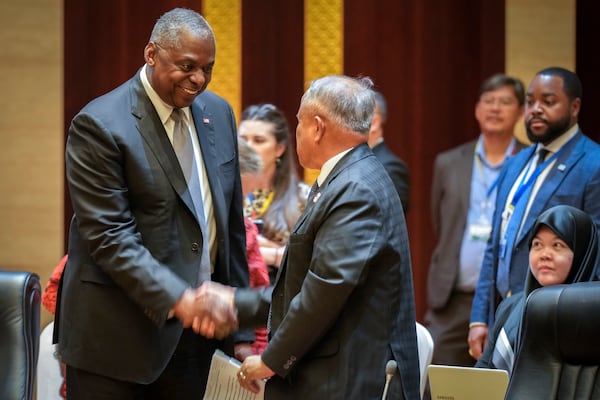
[476, 204, 599, 374]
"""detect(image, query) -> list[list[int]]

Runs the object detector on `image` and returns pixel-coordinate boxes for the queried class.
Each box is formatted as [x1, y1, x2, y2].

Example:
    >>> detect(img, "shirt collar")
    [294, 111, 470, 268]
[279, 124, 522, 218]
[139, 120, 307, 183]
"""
[475, 134, 517, 169]
[316, 147, 354, 187]
[140, 64, 190, 125]
[539, 123, 579, 154]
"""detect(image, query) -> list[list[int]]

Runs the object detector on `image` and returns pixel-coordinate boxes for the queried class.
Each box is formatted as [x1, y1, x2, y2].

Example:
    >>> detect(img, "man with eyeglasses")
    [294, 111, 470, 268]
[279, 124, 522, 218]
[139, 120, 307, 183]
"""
[426, 74, 526, 367]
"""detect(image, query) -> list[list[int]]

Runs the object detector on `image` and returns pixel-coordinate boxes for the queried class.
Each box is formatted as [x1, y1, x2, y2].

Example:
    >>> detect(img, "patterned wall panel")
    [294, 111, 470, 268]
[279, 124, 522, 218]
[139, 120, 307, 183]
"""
[303, 0, 343, 182]
[203, 0, 242, 121]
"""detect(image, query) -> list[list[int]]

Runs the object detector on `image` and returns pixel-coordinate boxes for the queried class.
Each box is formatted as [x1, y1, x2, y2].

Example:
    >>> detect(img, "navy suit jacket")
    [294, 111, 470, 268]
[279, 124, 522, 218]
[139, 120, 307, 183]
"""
[471, 131, 600, 325]
[57, 70, 249, 384]
[247, 144, 420, 400]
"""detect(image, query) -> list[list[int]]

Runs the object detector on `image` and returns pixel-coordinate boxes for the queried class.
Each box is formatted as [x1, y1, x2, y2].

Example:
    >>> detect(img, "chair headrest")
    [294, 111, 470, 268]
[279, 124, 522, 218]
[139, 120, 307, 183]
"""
[521, 282, 600, 365]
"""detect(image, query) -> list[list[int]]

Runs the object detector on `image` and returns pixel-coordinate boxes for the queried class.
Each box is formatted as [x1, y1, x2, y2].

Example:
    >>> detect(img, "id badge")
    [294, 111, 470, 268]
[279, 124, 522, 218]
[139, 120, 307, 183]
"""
[469, 222, 492, 241]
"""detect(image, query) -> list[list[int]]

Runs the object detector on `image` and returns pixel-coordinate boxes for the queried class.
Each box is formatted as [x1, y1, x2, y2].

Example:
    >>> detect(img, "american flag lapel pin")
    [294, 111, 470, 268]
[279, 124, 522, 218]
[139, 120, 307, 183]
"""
[203, 117, 210, 125]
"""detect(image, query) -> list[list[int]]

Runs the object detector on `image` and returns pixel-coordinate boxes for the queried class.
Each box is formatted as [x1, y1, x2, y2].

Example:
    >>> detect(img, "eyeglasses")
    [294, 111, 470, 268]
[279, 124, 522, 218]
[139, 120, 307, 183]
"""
[480, 96, 518, 107]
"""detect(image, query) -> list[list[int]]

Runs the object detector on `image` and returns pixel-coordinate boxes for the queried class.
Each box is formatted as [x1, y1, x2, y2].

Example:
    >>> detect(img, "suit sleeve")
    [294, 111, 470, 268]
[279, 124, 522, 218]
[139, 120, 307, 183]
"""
[66, 113, 188, 324]
[235, 287, 273, 329]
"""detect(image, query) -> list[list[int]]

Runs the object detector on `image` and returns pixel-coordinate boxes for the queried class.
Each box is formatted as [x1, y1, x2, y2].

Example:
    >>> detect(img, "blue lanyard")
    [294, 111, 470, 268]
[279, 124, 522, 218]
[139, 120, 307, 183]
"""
[474, 154, 502, 201]
[487, 176, 500, 200]
[509, 146, 564, 209]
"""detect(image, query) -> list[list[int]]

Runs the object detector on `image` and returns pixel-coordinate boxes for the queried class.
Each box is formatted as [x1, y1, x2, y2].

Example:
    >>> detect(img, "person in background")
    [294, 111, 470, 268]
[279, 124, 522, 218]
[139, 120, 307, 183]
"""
[233, 75, 420, 399]
[238, 138, 270, 356]
[42, 255, 67, 316]
[426, 74, 526, 366]
[476, 205, 599, 373]
[41, 255, 68, 399]
[56, 8, 249, 399]
[469, 67, 600, 360]
[238, 104, 309, 283]
[368, 90, 410, 212]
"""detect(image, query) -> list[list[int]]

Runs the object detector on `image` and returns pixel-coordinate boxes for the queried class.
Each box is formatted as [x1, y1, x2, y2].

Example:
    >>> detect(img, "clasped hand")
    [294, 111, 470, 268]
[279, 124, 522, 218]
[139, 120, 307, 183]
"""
[172, 281, 238, 339]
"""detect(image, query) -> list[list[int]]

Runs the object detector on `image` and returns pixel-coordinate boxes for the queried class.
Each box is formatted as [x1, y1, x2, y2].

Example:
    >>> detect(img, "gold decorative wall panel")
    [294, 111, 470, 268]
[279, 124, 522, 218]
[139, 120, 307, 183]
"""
[506, 0, 575, 143]
[203, 0, 242, 120]
[303, 0, 343, 182]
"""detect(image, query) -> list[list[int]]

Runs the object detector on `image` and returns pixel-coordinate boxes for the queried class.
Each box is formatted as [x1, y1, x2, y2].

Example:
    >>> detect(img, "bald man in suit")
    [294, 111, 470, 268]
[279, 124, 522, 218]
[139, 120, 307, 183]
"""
[232, 75, 420, 400]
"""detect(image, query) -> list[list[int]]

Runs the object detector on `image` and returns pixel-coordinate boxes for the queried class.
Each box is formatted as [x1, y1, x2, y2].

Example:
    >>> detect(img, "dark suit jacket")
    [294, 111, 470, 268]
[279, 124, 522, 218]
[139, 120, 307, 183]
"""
[427, 139, 526, 310]
[471, 131, 600, 326]
[243, 144, 420, 400]
[57, 71, 249, 384]
[371, 141, 410, 212]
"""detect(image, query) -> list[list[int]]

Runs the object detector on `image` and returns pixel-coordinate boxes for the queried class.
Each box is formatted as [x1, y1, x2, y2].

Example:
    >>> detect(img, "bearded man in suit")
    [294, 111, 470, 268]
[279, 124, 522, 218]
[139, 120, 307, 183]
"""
[469, 67, 600, 359]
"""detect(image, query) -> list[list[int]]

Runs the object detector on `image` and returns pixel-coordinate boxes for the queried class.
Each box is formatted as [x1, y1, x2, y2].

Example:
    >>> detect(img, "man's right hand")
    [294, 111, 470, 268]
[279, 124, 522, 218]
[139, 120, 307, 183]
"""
[467, 325, 489, 360]
[172, 284, 238, 339]
[172, 288, 201, 328]
[192, 281, 238, 339]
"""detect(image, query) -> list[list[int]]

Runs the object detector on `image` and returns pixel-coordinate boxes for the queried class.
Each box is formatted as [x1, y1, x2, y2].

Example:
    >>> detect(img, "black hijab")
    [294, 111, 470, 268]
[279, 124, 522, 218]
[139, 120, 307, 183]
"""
[524, 205, 599, 296]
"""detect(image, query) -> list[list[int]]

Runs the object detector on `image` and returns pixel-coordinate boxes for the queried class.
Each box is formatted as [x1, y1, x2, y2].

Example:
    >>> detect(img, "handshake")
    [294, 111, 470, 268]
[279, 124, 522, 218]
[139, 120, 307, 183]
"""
[172, 281, 239, 339]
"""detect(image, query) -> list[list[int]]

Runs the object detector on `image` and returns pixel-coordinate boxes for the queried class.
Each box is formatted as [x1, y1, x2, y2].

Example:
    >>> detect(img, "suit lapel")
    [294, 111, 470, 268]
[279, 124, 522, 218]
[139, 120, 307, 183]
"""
[292, 144, 371, 235]
[496, 146, 536, 214]
[129, 76, 198, 219]
[457, 143, 476, 216]
[276, 145, 372, 300]
[190, 99, 226, 230]
[516, 133, 585, 244]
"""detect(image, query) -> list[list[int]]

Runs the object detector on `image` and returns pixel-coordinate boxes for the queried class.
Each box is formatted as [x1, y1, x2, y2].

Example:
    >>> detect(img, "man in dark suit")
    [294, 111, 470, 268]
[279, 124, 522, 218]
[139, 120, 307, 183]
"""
[56, 8, 249, 399]
[368, 91, 411, 212]
[232, 75, 420, 399]
[426, 74, 526, 366]
[469, 67, 600, 359]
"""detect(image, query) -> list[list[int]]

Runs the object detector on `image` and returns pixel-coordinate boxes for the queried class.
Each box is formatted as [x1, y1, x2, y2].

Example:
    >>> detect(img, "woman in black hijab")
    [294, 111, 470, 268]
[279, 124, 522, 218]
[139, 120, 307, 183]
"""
[476, 205, 599, 373]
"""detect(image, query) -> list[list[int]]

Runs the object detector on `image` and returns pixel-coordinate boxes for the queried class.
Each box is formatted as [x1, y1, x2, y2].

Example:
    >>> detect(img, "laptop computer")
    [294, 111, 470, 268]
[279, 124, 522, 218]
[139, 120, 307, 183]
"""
[427, 365, 509, 400]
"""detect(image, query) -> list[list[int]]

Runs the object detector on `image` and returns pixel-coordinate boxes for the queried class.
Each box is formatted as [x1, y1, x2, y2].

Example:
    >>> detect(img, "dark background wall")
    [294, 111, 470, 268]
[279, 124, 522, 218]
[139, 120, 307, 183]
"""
[64, 0, 599, 321]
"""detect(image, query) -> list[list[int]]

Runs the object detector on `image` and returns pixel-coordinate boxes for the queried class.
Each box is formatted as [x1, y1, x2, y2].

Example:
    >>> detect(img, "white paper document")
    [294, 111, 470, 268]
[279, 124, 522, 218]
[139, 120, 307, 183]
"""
[203, 350, 265, 400]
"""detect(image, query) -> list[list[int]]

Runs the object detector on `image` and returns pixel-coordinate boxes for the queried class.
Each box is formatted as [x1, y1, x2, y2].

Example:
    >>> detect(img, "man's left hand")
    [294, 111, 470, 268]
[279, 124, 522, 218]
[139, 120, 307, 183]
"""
[237, 355, 275, 394]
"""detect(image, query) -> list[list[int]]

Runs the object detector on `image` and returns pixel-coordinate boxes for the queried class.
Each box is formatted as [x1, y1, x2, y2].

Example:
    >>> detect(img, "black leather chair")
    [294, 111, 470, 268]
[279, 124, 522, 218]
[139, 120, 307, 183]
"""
[505, 281, 600, 399]
[0, 270, 41, 400]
